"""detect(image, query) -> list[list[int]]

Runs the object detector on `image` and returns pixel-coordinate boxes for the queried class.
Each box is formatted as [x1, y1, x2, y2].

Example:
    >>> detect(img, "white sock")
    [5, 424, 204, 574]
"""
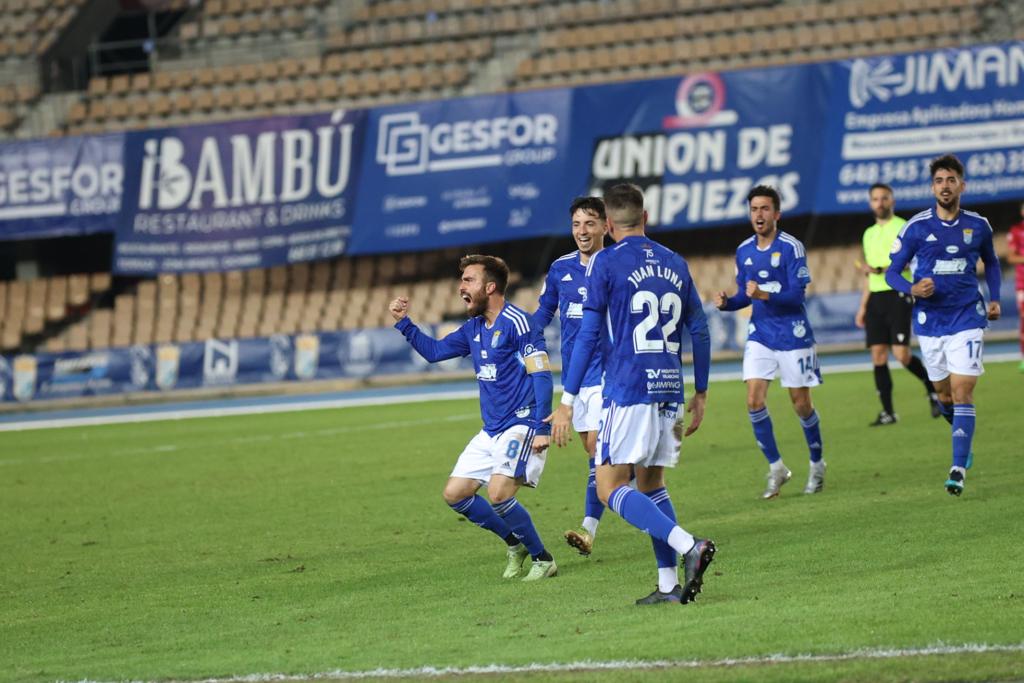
[658, 567, 679, 593]
[581, 516, 599, 537]
[951, 466, 966, 475]
[770, 459, 788, 472]
[667, 526, 695, 556]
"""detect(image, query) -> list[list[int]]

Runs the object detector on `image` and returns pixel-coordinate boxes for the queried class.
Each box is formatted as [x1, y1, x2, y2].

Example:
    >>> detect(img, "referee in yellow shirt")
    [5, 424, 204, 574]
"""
[855, 183, 941, 425]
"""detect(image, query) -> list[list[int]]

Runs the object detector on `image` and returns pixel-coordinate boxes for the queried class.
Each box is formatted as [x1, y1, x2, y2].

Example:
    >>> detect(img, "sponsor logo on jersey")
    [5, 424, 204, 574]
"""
[566, 302, 584, 318]
[933, 258, 967, 275]
[890, 237, 902, 254]
[793, 321, 807, 338]
[760, 281, 783, 293]
[926, 233, 938, 242]
[561, 273, 573, 281]
[963, 228, 973, 244]
[945, 245, 959, 253]
[758, 270, 769, 278]
[515, 406, 531, 419]
[917, 311, 927, 324]
[770, 252, 781, 267]
[473, 334, 481, 342]
[476, 363, 498, 381]
[797, 266, 809, 279]
[744, 257, 753, 266]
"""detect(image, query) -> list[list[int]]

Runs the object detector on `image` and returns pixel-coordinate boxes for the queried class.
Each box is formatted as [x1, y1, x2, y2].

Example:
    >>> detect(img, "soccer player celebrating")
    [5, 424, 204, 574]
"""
[1005, 200, 1024, 372]
[533, 196, 608, 556]
[548, 183, 715, 606]
[856, 183, 941, 425]
[885, 155, 1001, 496]
[390, 255, 558, 580]
[714, 186, 826, 498]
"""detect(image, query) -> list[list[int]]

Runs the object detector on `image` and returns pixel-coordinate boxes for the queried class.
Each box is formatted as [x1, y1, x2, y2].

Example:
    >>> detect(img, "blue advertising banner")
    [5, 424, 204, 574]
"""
[348, 88, 575, 254]
[817, 42, 1024, 214]
[570, 65, 828, 230]
[113, 108, 365, 274]
[0, 133, 124, 240]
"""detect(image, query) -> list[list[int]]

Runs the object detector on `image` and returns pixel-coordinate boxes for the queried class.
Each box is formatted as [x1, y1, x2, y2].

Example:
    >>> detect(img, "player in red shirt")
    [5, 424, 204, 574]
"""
[1007, 201, 1024, 371]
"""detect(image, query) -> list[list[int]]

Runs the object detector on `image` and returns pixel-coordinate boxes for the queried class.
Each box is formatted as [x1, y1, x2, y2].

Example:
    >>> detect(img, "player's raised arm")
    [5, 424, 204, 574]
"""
[719, 255, 751, 311]
[392, 300, 471, 362]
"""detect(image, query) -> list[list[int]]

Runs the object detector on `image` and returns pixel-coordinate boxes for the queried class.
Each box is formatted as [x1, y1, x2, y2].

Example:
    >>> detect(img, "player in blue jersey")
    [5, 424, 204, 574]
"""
[885, 154, 1001, 496]
[714, 186, 826, 499]
[534, 196, 609, 556]
[548, 183, 715, 606]
[390, 255, 558, 580]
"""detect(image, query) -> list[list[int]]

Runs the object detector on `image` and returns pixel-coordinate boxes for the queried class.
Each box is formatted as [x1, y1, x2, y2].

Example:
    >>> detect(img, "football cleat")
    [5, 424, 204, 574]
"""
[929, 395, 943, 419]
[521, 559, 558, 581]
[869, 411, 898, 426]
[680, 539, 716, 604]
[502, 543, 529, 579]
[762, 466, 792, 499]
[945, 468, 965, 497]
[636, 585, 683, 605]
[564, 527, 593, 556]
[804, 460, 826, 494]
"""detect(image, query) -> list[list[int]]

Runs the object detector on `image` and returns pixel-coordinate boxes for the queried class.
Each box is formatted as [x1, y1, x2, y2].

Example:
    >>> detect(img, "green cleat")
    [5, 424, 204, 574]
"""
[503, 544, 529, 579]
[521, 559, 558, 581]
[564, 527, 594, 556]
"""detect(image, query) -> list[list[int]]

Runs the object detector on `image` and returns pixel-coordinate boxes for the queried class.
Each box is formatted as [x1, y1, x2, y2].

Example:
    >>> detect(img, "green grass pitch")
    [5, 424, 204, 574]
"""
[2, 362, 1023, 682]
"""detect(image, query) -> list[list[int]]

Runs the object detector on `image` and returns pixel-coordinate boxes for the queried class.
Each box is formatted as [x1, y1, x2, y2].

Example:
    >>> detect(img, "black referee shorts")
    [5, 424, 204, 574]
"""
[865, 289, 914, 347]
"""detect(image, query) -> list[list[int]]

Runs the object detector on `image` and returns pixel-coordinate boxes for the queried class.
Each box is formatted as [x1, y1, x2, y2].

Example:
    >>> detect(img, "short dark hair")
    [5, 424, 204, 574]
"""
[569, 196, 606, 220]
[459, 254, 510, 294]
[602, 183, 645, 226]
[930, 154, 964, 179]
[869, 183, 894, 195]
[747, 185, 781, 211]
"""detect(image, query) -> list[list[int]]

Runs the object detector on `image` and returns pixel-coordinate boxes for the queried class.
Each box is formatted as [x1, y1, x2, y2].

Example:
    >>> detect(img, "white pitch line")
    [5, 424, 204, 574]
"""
[60, 642, 1024, 683]
[4, 353, 1018, 434]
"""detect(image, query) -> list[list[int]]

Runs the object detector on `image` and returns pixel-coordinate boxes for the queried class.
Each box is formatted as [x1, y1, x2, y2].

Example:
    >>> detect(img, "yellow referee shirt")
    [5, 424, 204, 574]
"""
[862, 216, 910, 293]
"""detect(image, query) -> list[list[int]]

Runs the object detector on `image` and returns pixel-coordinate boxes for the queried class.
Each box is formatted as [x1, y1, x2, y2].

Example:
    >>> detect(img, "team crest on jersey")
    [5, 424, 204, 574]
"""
[770, 252, 781, 267]
[492, 330, 502, 347]
[792, 321, 807, 338]
[963, 228, 973, 244]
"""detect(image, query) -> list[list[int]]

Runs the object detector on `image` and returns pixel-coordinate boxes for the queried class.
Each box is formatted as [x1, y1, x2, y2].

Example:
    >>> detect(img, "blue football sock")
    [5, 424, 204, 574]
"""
[749, 408, 782, 464]
[492, 498, 546, 559]
[800, 410, 823, 463]
[584, 457, 604, 521]
[644, 488, 677, 569]
[952, 404, 976, 469]
[448, 495, 512, 540]
[608, 485, 676, 543]
[940, 401, 954, 425]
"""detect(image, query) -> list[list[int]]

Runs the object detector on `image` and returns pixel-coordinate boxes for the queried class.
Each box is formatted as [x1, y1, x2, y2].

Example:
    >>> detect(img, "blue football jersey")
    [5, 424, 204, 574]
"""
[395, 303, 551, 436]
[728, 231, 814, 351]
[887, 208, 999, 337]
[534, 251, 603, 389]
[581, 235, 708, 406]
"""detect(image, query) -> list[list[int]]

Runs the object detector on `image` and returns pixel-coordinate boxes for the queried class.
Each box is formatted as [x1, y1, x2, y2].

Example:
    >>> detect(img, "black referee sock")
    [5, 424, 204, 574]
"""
[874, 364, 894, 414]
[905, 355, 935, 394]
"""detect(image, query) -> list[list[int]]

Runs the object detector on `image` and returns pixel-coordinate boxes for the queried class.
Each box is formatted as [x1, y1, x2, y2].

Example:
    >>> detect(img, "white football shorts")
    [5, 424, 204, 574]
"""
[918, 328, 985, 381]
[572, 384, 603, 433]
[451, 424, 548, 488]
[742, 341, 822, 388]
[597, 401, 681, 468]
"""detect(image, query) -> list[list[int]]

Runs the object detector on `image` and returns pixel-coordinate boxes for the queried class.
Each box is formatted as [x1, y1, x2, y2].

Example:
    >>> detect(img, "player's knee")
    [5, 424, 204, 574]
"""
[952, 387, 974, 404]
[442, 482, 469, 505]
[746, 397, 766, 412]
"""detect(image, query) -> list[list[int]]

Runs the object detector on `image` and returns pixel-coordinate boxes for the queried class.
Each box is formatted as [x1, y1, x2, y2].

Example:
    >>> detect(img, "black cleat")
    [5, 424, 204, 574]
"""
[929, 396, 943, 419]
[869, 411, 898, 426]
[945, 468, 965, 496]
[680, 538, 716, 604]
[635, 585, 683, 605]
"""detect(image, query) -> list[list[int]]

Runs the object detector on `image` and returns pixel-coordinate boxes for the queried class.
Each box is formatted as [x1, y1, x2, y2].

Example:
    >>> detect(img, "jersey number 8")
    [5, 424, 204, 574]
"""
[631, 291, 682, 354]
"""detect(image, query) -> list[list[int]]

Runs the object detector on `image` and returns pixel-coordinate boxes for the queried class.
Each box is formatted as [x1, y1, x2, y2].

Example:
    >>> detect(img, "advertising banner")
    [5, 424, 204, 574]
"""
[113, 108, 365, 274]
[0, 134, 124, 240]
[817, 42, 1024, 213]
[348, 88, 575, 254]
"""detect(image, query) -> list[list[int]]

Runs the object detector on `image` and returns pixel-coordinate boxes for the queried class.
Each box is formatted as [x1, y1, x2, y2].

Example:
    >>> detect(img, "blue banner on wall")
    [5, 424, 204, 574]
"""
[817, 43, 1024, 214]
[0, 133, 124, 240]
[113, 108, 366, 273]
[2, 42, 1024, 265]
[348, 88, 574, 254]
[571, 64, 828, 230]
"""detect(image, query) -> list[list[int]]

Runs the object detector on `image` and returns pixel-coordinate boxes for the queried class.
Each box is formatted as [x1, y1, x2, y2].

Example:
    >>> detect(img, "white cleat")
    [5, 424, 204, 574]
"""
[762, 466, 792, 499]
[804, 461, 826, 494]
